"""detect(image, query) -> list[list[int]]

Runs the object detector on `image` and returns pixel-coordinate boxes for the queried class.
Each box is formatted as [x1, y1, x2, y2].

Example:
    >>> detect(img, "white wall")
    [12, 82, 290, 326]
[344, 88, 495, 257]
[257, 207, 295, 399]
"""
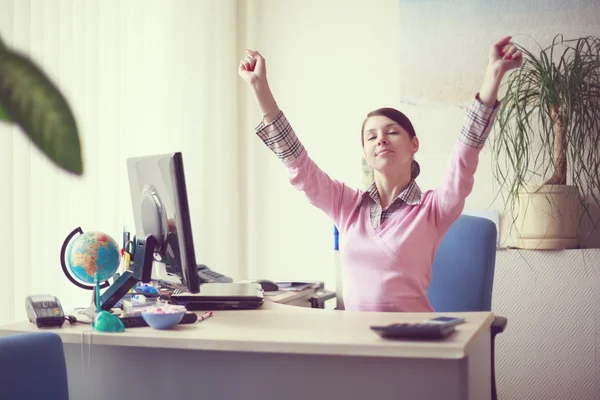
[244, 0, 600, 291]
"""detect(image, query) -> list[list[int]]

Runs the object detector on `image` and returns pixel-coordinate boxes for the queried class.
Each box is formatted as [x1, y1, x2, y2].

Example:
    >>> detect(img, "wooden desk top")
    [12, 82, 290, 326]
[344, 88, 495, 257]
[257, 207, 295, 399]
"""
[0, 302, 493, 360]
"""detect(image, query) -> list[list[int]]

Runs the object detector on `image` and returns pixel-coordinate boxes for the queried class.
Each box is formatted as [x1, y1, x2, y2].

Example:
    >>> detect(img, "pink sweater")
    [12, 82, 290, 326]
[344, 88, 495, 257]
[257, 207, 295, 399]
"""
[256, 95, 498, 312]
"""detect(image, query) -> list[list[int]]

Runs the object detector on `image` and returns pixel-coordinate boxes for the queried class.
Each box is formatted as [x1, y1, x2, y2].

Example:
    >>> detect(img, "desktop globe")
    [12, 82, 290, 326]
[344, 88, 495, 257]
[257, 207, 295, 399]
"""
[66, 231, 121, 283]
[63, 230, 125, 332]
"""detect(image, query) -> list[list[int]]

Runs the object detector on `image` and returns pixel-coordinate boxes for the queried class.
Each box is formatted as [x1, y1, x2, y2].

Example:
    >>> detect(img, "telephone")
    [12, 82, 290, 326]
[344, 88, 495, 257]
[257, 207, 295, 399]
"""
[25, 294, 65, 328]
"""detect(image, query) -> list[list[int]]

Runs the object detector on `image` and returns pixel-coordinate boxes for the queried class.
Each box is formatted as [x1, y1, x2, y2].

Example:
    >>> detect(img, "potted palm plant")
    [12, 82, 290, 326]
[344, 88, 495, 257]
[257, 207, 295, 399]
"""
[0, 33, 83, 175]
[492, 34, 600, 249]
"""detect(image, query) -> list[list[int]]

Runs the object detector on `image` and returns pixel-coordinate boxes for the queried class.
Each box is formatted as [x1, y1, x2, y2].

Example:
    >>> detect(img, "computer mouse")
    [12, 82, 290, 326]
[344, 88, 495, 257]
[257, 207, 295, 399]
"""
[255, 279, 279, 292]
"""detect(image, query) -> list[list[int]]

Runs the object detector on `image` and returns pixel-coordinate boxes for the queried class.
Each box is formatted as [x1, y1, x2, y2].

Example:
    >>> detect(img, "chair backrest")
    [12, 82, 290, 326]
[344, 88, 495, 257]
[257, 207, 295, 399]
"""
[428, 214, 497, 312]
[0, 331, 69, 400]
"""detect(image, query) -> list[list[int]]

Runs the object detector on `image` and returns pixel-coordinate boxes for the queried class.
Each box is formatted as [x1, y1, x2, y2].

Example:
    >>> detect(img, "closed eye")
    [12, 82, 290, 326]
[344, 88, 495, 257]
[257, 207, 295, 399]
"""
[367, 136, 376, 141]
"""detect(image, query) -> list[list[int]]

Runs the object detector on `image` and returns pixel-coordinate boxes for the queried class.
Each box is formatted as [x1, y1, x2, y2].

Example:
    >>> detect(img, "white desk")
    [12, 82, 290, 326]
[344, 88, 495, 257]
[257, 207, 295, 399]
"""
[0, 302, 493, 400]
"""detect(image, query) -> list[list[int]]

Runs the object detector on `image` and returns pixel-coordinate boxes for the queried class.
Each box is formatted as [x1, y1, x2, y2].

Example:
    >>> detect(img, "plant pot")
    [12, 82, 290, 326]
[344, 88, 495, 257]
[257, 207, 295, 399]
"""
[514, 184, 581, 249]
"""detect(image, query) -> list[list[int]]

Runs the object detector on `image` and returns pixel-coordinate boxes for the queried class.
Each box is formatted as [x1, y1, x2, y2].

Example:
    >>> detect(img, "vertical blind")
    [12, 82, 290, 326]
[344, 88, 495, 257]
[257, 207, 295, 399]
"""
[0, 0, 247, 324]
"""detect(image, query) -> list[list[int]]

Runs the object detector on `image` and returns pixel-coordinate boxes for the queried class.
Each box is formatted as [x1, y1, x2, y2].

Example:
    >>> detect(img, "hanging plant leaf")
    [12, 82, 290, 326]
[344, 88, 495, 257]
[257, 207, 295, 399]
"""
[0, 49, 83, 175]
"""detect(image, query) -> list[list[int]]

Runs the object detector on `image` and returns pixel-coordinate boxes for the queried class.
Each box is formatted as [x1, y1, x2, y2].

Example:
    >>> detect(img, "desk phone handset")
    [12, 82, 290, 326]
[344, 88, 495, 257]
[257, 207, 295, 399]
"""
[25, 294, 65, 328]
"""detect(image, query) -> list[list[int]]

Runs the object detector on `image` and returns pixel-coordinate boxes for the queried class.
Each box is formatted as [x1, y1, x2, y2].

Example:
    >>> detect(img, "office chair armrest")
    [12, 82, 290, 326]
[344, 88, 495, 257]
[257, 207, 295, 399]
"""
[491, 315, 507, 337]
[489, 316, 506, 400]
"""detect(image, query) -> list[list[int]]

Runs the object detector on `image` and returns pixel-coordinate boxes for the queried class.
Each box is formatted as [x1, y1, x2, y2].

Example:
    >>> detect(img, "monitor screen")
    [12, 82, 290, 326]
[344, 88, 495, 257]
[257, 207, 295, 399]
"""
[126, 152, 200, 294]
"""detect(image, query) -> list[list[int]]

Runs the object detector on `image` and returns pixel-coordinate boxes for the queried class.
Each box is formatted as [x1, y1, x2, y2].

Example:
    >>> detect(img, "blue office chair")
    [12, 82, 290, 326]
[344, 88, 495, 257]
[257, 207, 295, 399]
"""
[0, 331, 69, 400]
[428, 214, 506, 400]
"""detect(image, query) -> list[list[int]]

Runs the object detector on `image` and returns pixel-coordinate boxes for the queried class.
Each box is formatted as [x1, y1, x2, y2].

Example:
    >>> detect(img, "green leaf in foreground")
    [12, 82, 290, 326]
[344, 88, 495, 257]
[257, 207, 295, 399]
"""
[0, 103, 12, 122]
[0, 49, 83, 175]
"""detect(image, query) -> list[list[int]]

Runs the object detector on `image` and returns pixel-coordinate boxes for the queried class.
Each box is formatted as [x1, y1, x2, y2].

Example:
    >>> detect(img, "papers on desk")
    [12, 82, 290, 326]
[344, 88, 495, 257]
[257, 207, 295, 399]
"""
[276, 282, 316, 292]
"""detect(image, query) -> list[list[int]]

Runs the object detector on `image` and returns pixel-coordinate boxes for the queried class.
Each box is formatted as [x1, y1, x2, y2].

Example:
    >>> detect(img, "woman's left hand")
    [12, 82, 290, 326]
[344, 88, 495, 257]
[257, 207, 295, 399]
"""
[478, 36, 523, 106]
[488, 36, 523, 76]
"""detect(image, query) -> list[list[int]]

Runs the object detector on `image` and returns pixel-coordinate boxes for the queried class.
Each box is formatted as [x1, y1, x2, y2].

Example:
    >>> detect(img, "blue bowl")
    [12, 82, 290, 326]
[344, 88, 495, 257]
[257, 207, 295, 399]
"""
[142, 311, 185, 330]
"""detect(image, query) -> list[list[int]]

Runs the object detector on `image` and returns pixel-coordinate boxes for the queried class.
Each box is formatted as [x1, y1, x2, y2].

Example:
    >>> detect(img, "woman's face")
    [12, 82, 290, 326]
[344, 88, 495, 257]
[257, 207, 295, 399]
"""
[362, 115, 419, 175]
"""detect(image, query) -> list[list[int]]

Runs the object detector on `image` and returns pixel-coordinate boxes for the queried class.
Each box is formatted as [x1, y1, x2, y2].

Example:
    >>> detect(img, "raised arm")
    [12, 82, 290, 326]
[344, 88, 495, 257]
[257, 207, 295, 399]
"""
[238, 50, 362, 230]
[432, 36, 523, 228]
[239, 50, 281, 124]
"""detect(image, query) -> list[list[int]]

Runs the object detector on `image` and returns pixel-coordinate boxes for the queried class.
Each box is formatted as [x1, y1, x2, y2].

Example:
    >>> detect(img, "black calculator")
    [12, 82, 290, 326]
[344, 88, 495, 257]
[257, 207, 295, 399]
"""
[370, 322, 456, 339]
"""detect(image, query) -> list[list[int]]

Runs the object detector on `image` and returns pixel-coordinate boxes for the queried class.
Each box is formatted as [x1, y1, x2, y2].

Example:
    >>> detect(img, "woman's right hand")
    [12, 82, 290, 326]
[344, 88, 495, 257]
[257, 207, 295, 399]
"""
[238, 49, 267, 86]
[240, 49, 279, 121]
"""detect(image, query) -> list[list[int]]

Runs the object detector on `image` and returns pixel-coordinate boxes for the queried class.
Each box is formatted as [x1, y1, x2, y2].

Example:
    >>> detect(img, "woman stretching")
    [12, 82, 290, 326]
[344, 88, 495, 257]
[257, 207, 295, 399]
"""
[239, 36, 523, 312]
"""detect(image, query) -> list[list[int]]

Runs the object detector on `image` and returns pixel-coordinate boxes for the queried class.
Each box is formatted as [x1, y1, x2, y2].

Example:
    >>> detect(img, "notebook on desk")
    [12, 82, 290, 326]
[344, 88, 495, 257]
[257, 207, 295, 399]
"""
[170, 282, 264, 311]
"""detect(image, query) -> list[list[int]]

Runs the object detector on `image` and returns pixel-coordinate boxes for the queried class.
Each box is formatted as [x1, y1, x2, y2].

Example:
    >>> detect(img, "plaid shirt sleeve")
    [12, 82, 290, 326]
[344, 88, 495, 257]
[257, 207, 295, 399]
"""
[459, 93, 500, 149]
[255, 111, 304, 163]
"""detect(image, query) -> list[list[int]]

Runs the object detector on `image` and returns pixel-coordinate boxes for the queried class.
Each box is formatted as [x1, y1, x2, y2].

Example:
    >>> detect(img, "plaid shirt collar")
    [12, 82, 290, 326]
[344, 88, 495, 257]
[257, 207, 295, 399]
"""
[363, 180, 422, 228]
[364, 180, 422, 207]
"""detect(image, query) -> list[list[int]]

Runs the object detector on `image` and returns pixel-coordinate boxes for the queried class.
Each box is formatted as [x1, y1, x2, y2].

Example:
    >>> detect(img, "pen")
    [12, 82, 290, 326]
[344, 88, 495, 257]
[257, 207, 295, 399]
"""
[198, 311, 213, 322]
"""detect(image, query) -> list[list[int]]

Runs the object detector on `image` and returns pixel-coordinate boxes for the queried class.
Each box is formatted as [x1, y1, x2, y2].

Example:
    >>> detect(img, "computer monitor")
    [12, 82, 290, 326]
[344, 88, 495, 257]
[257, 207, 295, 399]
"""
[126, 152, 200, 294]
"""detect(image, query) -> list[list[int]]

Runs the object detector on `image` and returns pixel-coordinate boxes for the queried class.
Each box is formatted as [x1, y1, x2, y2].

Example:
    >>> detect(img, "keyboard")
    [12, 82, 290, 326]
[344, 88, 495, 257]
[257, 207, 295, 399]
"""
[197, 264, 233, 283]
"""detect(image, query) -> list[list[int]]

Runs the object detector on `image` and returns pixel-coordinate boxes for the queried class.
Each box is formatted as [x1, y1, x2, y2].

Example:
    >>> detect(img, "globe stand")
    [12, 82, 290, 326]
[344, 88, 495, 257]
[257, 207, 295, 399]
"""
[93, 278, 125, 333]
